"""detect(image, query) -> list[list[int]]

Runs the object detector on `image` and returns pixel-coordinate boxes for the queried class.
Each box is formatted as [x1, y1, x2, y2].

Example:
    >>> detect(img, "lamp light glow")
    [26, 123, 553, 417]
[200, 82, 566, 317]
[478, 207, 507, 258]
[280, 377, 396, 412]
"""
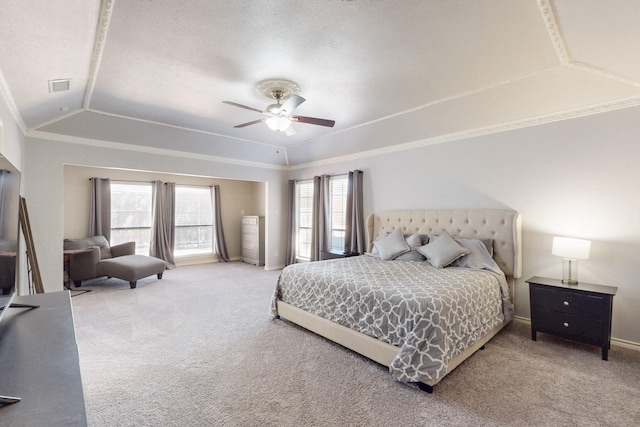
[265, 116, 291, 132]
[552, 236, 591, 285]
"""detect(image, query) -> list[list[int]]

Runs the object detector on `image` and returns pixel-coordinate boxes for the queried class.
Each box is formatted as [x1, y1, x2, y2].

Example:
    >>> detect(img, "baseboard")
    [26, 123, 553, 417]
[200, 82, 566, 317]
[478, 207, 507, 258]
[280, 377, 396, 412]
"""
[174, 255, 243, 267]
[513, 315, 640, 352]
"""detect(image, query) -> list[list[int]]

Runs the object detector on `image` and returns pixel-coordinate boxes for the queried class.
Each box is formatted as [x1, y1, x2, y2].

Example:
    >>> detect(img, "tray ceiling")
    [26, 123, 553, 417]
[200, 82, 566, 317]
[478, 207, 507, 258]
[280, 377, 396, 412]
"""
[1, 0, 640, 167]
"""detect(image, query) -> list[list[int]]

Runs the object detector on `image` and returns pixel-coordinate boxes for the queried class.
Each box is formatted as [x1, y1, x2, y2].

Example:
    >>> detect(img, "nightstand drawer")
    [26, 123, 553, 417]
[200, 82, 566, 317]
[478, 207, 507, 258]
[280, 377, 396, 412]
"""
[532, 308, 603, 345]
[531, 286, 604, 318]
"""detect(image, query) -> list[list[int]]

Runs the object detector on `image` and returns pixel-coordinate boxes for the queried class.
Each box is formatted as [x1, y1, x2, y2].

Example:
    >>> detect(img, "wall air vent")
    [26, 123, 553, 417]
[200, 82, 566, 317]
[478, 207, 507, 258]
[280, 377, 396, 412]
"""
[48, 78, 72, 93]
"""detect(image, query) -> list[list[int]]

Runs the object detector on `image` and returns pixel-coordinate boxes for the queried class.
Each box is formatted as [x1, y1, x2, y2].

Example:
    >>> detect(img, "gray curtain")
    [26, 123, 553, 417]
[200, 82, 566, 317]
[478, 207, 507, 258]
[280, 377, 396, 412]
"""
[212, 185, 230, 262]
[150, 181, 175, 269]
[310, 175, 330, 262]
[89, 177, 111, 242]
[344, 170, 365, 255]
[285, 180, 296, 266]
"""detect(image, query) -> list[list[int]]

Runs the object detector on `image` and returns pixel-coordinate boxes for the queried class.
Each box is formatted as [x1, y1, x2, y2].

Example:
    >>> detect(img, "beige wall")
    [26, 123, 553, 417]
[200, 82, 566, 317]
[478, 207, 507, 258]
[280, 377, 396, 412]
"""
[64, 165, 265, 265]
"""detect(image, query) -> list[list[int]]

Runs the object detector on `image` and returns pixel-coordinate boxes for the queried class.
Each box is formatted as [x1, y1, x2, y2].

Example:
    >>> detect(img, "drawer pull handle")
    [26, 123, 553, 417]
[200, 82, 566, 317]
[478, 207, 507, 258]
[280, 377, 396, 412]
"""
[563, 322, 569, 327]
[563, 301, 569, 306]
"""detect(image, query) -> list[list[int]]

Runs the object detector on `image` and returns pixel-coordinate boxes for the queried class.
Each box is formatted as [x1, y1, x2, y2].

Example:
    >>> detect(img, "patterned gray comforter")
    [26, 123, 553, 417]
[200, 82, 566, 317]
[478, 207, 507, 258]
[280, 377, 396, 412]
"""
[270, 256, 512, 383]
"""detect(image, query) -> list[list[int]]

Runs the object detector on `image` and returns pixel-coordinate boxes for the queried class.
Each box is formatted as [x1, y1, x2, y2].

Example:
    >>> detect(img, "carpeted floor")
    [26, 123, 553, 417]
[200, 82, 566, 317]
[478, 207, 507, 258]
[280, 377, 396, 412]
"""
[72, 261, 640, 426]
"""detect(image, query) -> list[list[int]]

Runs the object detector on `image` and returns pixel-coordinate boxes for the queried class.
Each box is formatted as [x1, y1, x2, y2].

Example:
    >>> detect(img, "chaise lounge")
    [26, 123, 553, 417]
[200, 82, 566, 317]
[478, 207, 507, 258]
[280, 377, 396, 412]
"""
[64, 236, 166, 289]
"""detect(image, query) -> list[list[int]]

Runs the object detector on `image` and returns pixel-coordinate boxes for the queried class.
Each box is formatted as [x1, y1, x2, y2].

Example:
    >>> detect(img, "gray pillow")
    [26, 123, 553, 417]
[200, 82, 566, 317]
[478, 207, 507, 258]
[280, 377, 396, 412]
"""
[452, 238, 495, 269]
[428, 235, 493, 257]
[373, 228, 410, 260]
[394, 233, 426, 261]
[64, 235, 112, 259]
[417, 231, 470, 268]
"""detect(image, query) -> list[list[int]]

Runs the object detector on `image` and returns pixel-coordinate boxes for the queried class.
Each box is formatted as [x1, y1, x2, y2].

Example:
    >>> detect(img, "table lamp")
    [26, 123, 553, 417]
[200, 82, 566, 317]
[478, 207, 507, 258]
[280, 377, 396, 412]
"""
[552, 236, 591, 285]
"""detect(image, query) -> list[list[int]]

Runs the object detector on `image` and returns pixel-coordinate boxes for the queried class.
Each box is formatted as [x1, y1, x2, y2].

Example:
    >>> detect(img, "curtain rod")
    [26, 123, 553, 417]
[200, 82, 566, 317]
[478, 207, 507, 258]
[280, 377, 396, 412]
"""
[89, 178, 211, 188]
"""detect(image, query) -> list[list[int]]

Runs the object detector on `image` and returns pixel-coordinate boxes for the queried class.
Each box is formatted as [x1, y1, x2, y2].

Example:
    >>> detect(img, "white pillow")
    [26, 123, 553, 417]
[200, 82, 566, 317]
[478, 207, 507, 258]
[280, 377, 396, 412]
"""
[373, 228, 410, 260]
[417, 231, 470, 268]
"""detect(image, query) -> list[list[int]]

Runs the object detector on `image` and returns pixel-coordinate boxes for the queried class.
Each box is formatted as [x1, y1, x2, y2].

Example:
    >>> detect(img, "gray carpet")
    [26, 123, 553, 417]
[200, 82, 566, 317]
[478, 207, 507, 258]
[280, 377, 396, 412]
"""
[72, 261, 640, 426]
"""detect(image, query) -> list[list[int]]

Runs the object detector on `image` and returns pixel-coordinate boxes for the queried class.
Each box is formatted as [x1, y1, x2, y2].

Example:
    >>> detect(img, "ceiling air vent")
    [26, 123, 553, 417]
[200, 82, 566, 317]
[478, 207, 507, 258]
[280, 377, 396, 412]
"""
[48, 78, 72, 93]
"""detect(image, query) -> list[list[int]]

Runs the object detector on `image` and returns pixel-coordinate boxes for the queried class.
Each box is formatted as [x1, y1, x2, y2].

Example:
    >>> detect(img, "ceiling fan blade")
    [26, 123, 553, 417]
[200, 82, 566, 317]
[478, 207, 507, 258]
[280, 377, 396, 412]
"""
[293, 115, 335, 127]
[285, 125, 296, 136]
[233, 119, 263, 128]
[280, 94, 305, 115]
[223, 101, 263, 114]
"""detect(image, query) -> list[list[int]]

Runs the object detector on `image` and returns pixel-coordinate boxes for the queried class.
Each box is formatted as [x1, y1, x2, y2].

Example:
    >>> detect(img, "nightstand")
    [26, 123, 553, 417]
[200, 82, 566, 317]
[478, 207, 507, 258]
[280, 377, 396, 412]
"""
[526, 276, 617, 360]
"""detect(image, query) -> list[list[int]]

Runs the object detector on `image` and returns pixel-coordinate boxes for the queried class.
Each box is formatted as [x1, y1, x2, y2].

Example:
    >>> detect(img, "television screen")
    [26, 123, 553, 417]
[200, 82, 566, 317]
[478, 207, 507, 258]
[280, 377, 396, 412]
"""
[0, 155, 20, 321]
[0, 155, 21, 404]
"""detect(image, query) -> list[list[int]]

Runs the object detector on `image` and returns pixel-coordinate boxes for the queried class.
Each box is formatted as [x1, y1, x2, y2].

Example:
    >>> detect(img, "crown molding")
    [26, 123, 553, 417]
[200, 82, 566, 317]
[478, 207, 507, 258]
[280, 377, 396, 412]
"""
[289, 96, 640, 170]
[24, 95, 640, 173]
[285, 65, 559, 152]
[26, 129, 287, 171]
[568, 61, 640, 88]
[83, 0, 114, 109]
[537, 0, 569, 65]
[33, 109, 85, 130]
[85, 108, 278, 148]
[0, 67, 27, 134]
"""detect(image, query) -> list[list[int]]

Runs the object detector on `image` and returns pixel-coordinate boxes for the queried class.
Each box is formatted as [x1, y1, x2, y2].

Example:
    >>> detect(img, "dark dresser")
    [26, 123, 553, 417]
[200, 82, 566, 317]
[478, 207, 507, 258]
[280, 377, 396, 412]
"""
[526, 276, 617, 360]
[0, 291, 87, 425]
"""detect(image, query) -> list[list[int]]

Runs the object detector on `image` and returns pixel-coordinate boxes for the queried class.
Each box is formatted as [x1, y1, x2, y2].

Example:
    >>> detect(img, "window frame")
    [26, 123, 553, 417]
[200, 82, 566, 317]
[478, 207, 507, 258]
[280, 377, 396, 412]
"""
[294, 174, 349, 262]
[109, 181, 153, 255]
[327, 174, 349, 254]
[173, 184, 214, 258]
[294, 179, 314, 262]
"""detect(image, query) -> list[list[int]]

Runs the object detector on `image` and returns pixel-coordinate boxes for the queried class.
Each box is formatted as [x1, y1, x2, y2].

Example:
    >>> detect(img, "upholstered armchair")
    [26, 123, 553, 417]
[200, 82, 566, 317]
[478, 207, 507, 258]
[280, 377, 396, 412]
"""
[64, 236, 135, 287]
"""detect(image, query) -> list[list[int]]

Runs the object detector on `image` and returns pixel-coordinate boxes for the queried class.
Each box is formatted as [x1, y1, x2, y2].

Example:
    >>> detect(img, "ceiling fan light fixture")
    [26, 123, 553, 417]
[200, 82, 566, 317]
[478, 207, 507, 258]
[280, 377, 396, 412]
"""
[256, 79, 301, 100]
[225, 78, 334, 134]
[265, 116, 292, 132]
[266, 103, 282, 115]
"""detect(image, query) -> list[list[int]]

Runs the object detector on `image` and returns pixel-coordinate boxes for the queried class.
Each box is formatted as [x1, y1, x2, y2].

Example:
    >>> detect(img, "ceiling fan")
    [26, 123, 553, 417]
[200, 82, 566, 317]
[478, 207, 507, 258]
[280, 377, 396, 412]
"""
[223, 79, 335, 136]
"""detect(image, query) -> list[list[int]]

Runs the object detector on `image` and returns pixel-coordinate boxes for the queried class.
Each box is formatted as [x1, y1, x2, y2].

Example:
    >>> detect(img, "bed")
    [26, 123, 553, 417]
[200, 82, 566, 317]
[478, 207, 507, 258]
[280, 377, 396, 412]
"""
[270, 209, 522, 392]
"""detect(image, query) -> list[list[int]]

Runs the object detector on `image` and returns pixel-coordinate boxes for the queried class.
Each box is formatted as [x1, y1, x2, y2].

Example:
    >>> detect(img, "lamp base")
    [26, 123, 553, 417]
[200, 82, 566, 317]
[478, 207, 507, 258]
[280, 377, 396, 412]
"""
[562, 258, 579, 285]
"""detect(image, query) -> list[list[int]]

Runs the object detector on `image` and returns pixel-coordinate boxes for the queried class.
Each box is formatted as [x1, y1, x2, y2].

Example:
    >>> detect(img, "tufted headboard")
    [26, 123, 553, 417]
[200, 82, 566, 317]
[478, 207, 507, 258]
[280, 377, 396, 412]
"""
[366, 209, 522, 279]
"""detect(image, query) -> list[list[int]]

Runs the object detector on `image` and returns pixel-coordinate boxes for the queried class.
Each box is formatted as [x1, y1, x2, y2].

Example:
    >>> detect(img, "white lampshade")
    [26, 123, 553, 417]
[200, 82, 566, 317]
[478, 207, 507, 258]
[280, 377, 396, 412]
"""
[265, 116, 291, 132]
[552, 237, 591, 260]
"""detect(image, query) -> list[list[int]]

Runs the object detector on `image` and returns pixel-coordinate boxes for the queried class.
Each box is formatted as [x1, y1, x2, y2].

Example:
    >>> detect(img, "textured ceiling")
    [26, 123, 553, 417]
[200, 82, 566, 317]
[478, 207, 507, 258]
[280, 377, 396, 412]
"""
[1, 0, 640, 167]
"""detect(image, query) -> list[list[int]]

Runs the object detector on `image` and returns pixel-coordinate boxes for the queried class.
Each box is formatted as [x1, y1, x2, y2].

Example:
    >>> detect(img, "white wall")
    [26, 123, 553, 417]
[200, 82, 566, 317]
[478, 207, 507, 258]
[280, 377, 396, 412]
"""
[288, 105, 640, 345]
[0, 97, 24, 171]
[25, 137, 288, 294]
[63, 165, 264, 264]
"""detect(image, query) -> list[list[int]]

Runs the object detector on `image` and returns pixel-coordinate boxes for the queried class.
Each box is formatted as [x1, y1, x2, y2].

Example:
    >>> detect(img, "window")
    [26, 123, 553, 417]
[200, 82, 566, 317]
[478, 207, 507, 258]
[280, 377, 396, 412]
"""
[174, 185, 214, 257]
[294, 175, 349, 260]
[328, 175, 348, 253]
[295, 180, 314, 260]
[110, 182, 153, 255]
